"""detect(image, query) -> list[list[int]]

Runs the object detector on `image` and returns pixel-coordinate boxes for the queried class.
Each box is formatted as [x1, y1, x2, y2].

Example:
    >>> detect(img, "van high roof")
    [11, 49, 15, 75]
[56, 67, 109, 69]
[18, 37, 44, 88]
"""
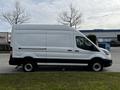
[13, 24, 74, 31]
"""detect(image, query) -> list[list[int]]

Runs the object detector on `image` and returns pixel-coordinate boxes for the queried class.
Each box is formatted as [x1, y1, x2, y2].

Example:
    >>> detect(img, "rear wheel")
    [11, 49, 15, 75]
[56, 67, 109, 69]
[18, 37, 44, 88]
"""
[23, 62, 37, 72]
[89, 61, 103, 72]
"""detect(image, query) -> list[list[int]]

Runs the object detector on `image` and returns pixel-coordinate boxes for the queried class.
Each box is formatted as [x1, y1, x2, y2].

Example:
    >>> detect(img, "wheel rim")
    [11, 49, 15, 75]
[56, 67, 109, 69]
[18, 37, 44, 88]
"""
[93, 63, 101, 71]
[24, 63, 33, 72]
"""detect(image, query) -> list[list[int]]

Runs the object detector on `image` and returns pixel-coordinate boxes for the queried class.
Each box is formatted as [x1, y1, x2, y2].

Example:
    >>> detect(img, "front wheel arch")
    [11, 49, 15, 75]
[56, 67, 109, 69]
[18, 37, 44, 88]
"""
[88, 58, 104, 72]
[90, 57, 104, 64]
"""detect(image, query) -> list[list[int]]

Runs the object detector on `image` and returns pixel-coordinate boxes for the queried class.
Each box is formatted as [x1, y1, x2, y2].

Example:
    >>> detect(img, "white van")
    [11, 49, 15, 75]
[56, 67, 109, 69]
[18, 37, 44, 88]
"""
[9, 24, 112, 72]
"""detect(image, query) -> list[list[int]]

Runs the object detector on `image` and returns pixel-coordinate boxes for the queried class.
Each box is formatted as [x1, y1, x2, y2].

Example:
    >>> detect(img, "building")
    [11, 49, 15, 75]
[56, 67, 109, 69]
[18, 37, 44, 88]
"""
[0, 32, 11, 51]
[0, 32, 9, 45]
[80, 29, 120, 42]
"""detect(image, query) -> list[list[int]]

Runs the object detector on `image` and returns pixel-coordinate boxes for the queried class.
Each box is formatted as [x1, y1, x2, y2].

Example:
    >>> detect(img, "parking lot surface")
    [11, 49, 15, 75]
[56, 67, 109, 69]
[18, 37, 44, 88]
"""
[0, 47, 120, 73]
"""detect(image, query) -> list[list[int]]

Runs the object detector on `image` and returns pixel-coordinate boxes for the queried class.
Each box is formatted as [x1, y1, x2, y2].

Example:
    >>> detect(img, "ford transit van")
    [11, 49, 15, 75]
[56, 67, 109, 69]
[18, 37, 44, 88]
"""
[9, 25, 112, 72]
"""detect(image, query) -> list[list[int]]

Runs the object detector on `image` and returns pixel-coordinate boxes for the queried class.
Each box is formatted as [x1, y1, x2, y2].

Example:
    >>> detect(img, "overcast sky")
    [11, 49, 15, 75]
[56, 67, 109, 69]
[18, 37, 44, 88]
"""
[1, 0, 120, 32]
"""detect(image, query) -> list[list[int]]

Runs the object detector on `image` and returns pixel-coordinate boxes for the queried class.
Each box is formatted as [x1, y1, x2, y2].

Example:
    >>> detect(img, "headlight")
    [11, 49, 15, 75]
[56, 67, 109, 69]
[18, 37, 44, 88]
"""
[102, 49, 110, 55]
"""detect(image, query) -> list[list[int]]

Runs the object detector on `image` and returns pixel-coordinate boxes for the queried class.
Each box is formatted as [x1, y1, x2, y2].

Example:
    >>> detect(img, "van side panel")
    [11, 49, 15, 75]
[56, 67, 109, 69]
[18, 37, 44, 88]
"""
[12, 30, 47, 58]
[46, 30, 74, 59]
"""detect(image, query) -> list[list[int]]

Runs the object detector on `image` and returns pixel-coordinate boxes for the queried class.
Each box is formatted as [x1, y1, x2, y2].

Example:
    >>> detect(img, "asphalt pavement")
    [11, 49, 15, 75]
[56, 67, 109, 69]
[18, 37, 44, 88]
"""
[0, 47, 120, 73]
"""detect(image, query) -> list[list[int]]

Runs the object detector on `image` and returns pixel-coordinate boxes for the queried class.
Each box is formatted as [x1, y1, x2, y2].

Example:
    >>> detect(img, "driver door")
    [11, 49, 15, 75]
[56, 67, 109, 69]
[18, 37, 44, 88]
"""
[74, 36, 98, 60]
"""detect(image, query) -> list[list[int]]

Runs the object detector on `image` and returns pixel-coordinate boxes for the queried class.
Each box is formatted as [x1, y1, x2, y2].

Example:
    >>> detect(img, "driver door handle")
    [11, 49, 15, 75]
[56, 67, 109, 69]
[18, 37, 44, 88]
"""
[75, 50, 79, 52]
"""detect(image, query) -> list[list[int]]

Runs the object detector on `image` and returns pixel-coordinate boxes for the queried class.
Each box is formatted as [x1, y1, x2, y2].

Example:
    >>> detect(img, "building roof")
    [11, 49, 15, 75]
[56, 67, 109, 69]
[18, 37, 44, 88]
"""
[80, 29, 120, 33]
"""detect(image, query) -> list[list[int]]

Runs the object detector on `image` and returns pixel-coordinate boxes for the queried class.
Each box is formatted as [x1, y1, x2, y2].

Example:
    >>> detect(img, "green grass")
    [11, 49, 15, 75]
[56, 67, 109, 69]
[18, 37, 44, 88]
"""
[0, 72, 120, 90]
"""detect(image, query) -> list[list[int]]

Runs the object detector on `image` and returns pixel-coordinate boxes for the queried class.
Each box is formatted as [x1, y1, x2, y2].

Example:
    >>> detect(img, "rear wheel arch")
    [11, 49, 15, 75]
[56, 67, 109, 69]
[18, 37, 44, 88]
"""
[22, 57, 38, 72]
[23, 57, 34, 62]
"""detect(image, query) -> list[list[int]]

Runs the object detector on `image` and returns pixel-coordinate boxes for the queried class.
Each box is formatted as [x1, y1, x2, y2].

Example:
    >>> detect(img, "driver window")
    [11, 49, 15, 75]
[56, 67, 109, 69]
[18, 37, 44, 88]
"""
[76, 36, 98, 51]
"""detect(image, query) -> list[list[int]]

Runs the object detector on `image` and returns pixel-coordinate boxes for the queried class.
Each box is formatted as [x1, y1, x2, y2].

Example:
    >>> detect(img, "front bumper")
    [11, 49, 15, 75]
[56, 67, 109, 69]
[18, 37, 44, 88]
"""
[103, 59, 112, 67]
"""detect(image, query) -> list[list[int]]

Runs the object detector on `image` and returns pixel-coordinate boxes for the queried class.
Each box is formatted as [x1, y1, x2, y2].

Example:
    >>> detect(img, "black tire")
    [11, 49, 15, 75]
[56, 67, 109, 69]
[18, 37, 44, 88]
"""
[23, 62, 37, 72]
[89, 61, 103, 72]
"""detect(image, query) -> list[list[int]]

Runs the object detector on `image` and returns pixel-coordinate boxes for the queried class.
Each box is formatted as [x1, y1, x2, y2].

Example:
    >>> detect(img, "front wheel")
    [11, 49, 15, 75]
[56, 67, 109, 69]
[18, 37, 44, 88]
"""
[23, 62, 37, 72]
[89, 61, 103, 72]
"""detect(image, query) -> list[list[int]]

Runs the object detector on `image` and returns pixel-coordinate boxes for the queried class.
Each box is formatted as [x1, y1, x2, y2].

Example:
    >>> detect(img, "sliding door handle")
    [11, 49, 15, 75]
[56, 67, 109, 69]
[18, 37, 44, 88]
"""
[67, 49, 72, 52]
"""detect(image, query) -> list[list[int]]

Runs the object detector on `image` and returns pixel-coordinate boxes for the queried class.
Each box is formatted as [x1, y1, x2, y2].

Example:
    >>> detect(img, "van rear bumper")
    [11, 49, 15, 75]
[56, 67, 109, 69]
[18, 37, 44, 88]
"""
[9, 56, 27, 65]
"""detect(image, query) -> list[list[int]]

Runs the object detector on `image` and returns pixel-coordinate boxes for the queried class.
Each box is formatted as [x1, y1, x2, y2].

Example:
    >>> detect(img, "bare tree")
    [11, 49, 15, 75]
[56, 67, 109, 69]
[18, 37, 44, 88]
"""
[1, 1, 30, 25]
[58, 4, 82, 28]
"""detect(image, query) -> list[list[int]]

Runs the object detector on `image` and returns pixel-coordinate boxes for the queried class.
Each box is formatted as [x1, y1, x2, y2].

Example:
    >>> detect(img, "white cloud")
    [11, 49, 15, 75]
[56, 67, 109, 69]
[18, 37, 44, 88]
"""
[1, 0, 120, 31]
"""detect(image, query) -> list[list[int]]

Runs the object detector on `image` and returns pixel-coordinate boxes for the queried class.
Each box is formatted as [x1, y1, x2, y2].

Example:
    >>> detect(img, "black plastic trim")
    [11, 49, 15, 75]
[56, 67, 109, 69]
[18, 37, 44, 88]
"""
[9, 56, 112, 67]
